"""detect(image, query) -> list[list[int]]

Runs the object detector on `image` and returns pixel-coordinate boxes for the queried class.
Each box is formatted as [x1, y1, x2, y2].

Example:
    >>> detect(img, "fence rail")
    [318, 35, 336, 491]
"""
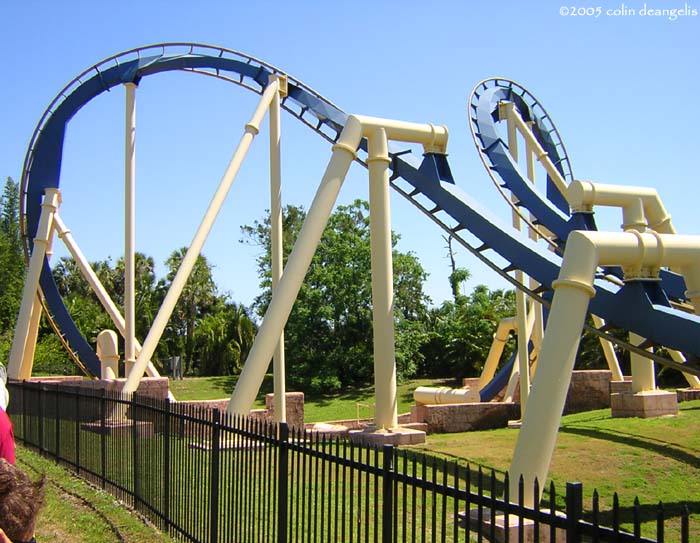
[7, 381, 691, 542]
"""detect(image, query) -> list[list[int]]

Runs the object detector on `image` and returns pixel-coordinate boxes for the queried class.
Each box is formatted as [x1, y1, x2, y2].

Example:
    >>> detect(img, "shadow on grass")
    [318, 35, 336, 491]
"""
[583, 500, 700, 533]
[559, 425, 700, 469]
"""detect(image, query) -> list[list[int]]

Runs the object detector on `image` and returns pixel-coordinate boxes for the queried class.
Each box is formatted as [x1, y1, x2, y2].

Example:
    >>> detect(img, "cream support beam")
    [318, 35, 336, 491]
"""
[524, 122, 545, 356]
[478, 306, 538, 395]
[19, 297, 43, 380]
[52, 215, 163, 381]
[568, 181, 675, 233]
[228, 115, 448, 417]
[630, 331, 655, 392]
[227, 125, 359, 415]
[670, 351, 700, 389]
[97, 330, 119, 380]
[8, 188, 61, 380]
[20, 227, 56, 377]
[502, 102, 531, 414]
[122, 79, 282, 395]
[124, 82, 137, 377]
[269, 75, 287, 422]
[478, 316, 516, 390]
[567, 180, 686, 387]
[591, 314, 624, 382]
[368, 127, 398, 429]
[500, 102, 567, 196]
[21, 228, 57, 379]
[509, 230, 700, 505]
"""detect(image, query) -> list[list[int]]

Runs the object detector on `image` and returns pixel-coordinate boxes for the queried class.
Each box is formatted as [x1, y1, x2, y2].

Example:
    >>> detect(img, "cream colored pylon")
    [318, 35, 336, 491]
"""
[269, 74, 287, 423]
[122, 78, 285, 395]
[52, 214, 165, 383]
[509, 230, 700, 505]
[8, 188, 61, 380]
[228, 114, 448, 431]
[97, 330, 119, 380]
[124, 82, 138, 377]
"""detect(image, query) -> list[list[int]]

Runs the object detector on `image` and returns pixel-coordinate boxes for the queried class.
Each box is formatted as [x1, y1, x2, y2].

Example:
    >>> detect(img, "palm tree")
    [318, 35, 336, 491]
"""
[194, 302, 256, 375]
[164, 248, 217, 375]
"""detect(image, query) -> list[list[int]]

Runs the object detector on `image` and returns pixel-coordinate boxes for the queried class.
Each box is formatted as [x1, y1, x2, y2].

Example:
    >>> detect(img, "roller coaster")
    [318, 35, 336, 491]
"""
[8, 43, 700, 501]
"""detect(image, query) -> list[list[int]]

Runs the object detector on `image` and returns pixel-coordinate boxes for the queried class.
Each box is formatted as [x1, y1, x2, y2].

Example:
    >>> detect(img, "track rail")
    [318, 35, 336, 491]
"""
[19, 43, 700, 377]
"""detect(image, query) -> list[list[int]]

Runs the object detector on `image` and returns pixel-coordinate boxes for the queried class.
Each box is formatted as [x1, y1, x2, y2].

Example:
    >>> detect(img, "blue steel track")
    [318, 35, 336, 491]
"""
[19, 44, 700, 377]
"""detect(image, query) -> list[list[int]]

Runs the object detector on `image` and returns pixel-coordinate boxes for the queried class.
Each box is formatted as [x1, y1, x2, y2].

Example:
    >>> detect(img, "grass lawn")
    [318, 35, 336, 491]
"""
[412, 401, 700, 540]
[168, 375, 458, 422]
[170, 376, 700, 538]
[29, 375, 699, 540]
[16, 447, 173, 543]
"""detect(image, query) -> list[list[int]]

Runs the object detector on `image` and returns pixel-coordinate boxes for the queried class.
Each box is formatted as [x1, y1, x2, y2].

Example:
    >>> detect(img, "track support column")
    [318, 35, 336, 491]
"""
[124, 82, 137, 378]
[122, 79, 283, 395]
[228, 120, 360, 415]
[270, 75, 288, 422]
[8, 188, 61, 380]
[368, 128, 398, 430]
[501, 101, 531, 415]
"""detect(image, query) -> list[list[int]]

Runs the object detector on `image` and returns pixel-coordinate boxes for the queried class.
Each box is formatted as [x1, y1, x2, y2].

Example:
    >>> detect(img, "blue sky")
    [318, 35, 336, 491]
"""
[1, 0, 698, 309]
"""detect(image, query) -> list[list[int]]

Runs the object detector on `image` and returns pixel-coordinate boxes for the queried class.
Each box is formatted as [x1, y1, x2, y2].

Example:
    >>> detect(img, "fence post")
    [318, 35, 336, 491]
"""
[209, 408, 221, 543]
[21, 380, 27, 443]
[38, 386, 45, 454]
[382, 444, 394, 543]
[132, 392, 139, 510]
[75, 387, 80, 475]
[100, 388, 106, 489]
[566, 482, 583, 543]
[55, 384, 61, 460]
[277, 422, 289, 543]
[163, 397, 171, 536]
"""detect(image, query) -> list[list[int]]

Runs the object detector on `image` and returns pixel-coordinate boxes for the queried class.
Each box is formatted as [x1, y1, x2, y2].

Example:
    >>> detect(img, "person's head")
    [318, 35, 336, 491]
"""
[0, 459, 45, 542]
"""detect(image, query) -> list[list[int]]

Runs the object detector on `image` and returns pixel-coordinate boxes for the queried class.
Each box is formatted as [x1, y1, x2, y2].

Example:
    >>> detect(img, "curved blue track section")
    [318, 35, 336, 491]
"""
[470, 81, 689, 301]
[23, 45, 700, 377]
[479, 355, 514, 402]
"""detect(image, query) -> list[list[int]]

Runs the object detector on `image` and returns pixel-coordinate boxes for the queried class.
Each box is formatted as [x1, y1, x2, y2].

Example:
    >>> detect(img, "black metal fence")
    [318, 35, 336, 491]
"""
[7, 381, 692, 542]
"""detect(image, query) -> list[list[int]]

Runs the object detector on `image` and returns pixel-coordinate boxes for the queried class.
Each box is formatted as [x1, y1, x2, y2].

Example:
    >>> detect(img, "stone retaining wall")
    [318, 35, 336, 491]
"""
[463, 370, 614, 414]
[410, 402, 519, 434]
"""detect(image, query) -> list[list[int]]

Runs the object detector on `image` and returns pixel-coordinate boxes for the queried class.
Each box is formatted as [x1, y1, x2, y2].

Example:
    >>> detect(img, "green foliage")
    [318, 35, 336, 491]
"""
[448, 267, 470, 302]
[575, 317, 630, 372]
[32, 333, 75, 375]
[50, 249, 256, 377]
[241, 200, 430, 393]
[0, 177, 25, 332]
[420, 285, 516, 379]
[164, 248, 218, 374]
[52, 253, 165, 354]
[193, 300, 256, 376]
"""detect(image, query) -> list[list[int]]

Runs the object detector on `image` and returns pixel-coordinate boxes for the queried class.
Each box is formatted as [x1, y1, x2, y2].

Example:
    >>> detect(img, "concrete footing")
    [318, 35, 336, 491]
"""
[610, 389, 678, 418]
[81, 419, 154, 438]
[411, 401, 519, 434]
[462, 508, 566, 543]
[347, 426, 426, 446]
[676, 388, 700, 402]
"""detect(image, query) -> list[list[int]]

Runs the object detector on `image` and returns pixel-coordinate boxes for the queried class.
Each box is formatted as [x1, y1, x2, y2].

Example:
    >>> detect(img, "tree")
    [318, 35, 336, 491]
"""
[164, 248, 218, 375]
[443, 234, 471, 303]
[419, 285, 516, 379]
[241, 200, 430, 393]
[194, 300, 256, 376]
[0, 178, 25, 331]
[52, 253, 165, 345]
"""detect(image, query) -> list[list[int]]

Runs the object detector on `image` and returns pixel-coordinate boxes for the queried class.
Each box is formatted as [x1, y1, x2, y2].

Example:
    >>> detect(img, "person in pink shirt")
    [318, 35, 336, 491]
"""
[0, 368, 13, 465]
[0, 411, 13, 466]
